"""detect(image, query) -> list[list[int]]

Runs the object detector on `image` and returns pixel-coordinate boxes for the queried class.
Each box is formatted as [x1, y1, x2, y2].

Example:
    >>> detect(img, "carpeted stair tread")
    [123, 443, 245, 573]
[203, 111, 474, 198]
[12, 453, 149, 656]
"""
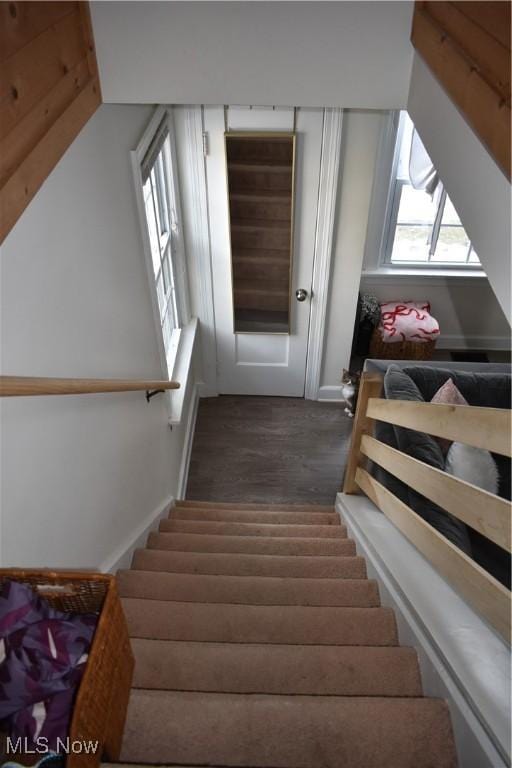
[170, 507, 340, 525]
[160, 519, 347, 538]
[122, 599, 398, 645]
[117, 498, 457, 766]
[131, 549, 367, 579]
[120, 690, 457, 768]
[147, 531, 356, 556]
[131, 639, 422, 696]
[117, 570, 380, 606]
[175, 500, 335, 512]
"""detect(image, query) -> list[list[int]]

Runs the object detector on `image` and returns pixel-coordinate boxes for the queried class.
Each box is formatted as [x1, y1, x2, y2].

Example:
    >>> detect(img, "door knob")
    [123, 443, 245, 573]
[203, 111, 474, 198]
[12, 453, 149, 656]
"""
[295, 288, 308, 302]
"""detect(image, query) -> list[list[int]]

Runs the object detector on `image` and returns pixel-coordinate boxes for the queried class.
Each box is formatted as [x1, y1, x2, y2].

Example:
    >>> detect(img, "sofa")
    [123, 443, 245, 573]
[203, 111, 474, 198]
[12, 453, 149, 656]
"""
[364, 359, 511, 588]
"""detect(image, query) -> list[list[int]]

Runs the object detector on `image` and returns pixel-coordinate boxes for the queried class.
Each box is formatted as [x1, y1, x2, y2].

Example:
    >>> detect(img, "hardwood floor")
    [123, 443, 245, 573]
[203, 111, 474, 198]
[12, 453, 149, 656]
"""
[186, 396, 353, 505]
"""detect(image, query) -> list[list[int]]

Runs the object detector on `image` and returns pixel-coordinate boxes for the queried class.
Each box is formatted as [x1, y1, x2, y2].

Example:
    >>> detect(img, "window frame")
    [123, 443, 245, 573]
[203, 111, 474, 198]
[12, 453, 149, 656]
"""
[131, 107, 191, 382]
[367, 111, 484, 274]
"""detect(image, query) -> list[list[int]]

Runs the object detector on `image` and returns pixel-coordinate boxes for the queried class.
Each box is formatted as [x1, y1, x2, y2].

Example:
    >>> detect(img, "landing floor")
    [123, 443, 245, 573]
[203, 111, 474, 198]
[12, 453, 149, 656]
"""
[186, 396, 352, 505]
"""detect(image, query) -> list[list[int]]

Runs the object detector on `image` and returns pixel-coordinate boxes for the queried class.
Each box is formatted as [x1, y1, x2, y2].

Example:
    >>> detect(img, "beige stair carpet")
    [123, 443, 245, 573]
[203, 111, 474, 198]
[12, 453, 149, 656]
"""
[117, 500, 458, 768]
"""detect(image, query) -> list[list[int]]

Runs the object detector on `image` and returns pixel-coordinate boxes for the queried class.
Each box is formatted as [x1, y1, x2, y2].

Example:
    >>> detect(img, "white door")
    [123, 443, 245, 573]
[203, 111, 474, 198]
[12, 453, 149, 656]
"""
[205, 106, 323, 396]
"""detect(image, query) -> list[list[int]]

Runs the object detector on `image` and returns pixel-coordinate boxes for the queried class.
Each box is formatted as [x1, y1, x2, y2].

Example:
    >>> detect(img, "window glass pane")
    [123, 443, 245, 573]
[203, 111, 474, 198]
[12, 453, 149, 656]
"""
[429, 193, 478, 263]
[155, 152, 170, 235]
[387, 112, 484, 270]
[169, 287, 179, 328]
[431, 226, 471, 263]
[161, 241, 174, 294]
[162, 309, 172, 351]
[391, 225, 431, 262]
[150, 169, 163, 238]
[396, 184, 435, 225]
[442, 195, 462, 226]
[144, 179, 161, 277]
[162, 252, 172, 294]
[156, 273, 165, 318]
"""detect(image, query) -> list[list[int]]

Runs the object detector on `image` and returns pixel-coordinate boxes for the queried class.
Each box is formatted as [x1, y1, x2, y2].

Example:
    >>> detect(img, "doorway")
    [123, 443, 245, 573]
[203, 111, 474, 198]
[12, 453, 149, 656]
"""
[205, 106, 325, 396]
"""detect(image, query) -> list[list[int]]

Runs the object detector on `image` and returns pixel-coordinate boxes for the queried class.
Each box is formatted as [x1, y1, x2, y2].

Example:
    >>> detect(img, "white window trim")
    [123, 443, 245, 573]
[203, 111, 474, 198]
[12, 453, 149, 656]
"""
[363, 111, 485, 277]
[131, 106, 196, 424]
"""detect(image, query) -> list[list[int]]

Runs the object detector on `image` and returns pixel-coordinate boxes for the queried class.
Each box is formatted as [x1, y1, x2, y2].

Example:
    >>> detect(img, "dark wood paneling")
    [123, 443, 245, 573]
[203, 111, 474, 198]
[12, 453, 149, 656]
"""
[0, 1, 101, 242]
[186, 396, 353, 505]
[411, 1, 511, 179]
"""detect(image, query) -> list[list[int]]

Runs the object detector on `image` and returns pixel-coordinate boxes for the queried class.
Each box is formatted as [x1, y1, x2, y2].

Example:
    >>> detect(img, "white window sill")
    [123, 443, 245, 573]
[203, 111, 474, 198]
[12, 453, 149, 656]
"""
[167, 316, 198, 426]
[362, 268, 486, 279]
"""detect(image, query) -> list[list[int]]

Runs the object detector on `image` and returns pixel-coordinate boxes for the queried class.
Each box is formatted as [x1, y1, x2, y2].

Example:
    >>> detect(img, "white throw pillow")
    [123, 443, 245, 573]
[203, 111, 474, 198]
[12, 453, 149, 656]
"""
[445, 442, 499, 494]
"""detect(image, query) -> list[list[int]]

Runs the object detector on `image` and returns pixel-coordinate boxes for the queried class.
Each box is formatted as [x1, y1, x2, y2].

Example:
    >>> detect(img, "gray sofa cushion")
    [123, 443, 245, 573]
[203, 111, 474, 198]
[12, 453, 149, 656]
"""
[403, 366, 511, 501]
[401, 365, 511, 587]
[403, 366, 511, 409]
[379, 365, 472, 555]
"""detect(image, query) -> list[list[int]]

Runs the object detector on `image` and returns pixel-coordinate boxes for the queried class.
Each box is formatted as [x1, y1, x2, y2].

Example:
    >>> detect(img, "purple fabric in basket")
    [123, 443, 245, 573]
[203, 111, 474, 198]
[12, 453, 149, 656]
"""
[0, 580, 97, 751]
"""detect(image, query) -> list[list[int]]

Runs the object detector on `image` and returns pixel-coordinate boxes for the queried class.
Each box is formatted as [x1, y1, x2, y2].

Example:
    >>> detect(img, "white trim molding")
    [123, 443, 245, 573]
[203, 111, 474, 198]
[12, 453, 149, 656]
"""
[361, 269, 486, 285]
[177, 381, 200, 499]
[317, 385, 345, 402]
[182, 105, 218, 396]
[436, 334, 511, 351]
[337, 493, 510, 768]
[168, 316, 198, 425]
[101, 494, 175, 574]
[305, 108, 344, 400]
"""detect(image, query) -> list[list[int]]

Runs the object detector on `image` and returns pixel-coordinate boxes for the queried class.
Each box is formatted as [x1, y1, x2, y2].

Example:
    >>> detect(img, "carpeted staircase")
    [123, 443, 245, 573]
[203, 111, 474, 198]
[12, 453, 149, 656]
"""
[116, 500, 458, 767]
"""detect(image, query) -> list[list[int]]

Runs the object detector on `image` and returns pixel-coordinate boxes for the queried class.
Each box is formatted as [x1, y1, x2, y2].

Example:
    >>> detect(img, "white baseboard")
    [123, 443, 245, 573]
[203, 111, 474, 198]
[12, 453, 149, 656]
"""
[176, 382, 200, 499]
[197, 380, 218, 398]
[437, 334, 510, 351]
[101, 494, 175, 574]
[336, 493, 509, 768]
[317, 385, 345, 402]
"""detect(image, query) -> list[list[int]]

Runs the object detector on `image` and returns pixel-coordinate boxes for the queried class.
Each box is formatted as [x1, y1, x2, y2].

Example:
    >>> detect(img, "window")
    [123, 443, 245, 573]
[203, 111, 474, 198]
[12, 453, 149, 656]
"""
[383, 112, 481, 269]
[132, 109, 189, 378]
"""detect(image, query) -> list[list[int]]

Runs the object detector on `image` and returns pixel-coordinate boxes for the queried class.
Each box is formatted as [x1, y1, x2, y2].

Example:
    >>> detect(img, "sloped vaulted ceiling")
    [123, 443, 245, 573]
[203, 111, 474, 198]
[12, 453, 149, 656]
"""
[0, 1, 101, 243]
[411, 1, 511, 180]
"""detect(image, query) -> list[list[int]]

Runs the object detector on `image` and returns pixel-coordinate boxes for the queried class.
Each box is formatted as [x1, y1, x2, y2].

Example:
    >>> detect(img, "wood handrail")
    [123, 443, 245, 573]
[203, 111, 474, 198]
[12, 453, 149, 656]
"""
[0, 376, 180, 397]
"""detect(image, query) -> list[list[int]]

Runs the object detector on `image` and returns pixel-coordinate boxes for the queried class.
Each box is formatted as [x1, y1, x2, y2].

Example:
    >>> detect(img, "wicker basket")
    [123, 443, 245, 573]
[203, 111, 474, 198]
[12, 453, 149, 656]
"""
[369, 328, 436, 361]
[0, 569, 134, 768]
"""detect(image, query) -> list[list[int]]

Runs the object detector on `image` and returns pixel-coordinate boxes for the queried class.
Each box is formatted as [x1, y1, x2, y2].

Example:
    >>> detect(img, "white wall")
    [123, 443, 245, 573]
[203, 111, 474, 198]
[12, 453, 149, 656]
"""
[320, 110, 382, 390]
[318, 102, 510, 395]
[90, 1, 413, 109]
[0, 104, 197, 569]
[407, 54, 511, 323]
[360, 275, 511, 351]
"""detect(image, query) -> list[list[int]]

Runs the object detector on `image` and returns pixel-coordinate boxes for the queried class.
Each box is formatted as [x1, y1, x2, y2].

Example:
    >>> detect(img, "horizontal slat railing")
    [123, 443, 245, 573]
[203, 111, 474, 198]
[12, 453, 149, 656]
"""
[360, 434, 511, 552]
[356, 466, 511, 643]
[343, 371, 512, 644]
[366, 398, 511, 458]
[0, 376, 180, 397]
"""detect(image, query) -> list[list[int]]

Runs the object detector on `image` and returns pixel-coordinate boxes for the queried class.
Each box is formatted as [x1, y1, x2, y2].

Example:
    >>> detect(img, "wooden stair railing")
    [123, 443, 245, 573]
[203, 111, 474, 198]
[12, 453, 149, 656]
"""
[343, 371, 512, 643]
[0, 376, 179, 398]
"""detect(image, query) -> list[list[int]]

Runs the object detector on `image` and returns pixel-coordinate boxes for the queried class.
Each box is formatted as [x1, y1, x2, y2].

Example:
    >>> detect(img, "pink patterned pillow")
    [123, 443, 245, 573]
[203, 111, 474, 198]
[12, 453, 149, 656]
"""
[431, 378, 468, 452]
[378, 300, 440, 344]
